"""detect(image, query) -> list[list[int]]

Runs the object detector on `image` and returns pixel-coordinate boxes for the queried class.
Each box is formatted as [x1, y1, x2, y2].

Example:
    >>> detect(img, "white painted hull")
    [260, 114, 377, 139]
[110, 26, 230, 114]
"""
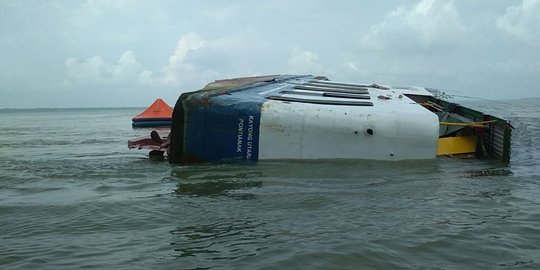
[258, 94, 439, 160]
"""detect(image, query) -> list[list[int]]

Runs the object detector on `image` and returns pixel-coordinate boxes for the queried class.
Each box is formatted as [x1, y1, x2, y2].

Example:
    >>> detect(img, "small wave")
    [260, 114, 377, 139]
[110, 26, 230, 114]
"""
[499, 260, 534, 267]
[464, 168, 513, 178]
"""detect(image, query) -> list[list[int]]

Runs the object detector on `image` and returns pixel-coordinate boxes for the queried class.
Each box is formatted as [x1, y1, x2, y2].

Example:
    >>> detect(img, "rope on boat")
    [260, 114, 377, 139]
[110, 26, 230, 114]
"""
[419, 101, 443, 112]
[439, 120, 497, 128]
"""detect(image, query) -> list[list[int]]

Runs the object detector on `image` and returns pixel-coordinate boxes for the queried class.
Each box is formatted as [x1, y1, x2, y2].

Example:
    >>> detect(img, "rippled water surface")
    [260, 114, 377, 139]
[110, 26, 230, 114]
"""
[1, 100, 539, 269]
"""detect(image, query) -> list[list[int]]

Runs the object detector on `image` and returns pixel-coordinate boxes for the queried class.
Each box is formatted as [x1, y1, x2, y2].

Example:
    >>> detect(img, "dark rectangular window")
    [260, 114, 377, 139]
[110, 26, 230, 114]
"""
[267, 96, 373, 106]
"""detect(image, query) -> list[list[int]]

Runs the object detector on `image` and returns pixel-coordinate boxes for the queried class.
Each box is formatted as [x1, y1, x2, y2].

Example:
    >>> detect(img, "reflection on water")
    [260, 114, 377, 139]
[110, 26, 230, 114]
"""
[174, 180, 262, 198]
[171, 164, 263, 198]
[171, 158, 442, 180]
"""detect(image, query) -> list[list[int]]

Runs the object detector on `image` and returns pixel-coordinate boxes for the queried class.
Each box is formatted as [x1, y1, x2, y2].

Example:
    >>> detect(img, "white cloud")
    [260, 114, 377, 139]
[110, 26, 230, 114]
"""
[287, 48, 323, 74]
[137, 70, 154, 85]
[496, 0, 540, 45]
[360, 0, 469, 52]
[160, 32, 206, 85]
[61, 32, 208, 89]
[64, 56, 106, 82]
[64, 50, 143, 86]
[63, 32, 260, 92]
[168, 33, 206, 66]
[139, 31, 276, 88]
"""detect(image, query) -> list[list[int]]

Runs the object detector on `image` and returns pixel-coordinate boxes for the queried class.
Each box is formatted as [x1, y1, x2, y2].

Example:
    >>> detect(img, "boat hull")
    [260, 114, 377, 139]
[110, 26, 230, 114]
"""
[168, 75, 442, 164]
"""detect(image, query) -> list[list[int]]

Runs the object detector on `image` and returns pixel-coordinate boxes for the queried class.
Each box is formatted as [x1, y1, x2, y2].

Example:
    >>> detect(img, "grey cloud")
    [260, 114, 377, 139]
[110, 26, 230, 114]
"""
[359, 0, 470, 52]
[497, 0, 540, 45]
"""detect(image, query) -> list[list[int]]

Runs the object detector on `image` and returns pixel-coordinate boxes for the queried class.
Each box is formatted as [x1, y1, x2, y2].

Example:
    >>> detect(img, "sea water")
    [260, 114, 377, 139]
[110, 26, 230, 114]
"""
[0, 99, 539, 269]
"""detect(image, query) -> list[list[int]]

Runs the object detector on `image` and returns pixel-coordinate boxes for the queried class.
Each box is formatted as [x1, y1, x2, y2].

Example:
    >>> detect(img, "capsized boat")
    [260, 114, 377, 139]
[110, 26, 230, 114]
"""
[132, 98, 173, 127]
[130, 75, 512, 163]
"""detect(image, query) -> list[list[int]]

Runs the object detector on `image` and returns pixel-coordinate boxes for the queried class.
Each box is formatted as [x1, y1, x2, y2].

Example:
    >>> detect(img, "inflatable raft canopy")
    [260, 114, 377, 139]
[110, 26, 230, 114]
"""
[132, 98, 173, 127]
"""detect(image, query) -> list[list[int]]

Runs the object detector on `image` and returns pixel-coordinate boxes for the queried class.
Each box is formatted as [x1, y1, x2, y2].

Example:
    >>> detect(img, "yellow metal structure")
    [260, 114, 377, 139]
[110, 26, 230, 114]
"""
[437, 135, 478, 156]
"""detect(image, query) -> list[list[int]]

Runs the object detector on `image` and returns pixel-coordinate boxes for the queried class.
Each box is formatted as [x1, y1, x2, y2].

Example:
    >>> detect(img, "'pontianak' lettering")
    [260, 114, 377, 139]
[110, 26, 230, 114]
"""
[236, 116, 255, 159]
[237, 118, 244, 153]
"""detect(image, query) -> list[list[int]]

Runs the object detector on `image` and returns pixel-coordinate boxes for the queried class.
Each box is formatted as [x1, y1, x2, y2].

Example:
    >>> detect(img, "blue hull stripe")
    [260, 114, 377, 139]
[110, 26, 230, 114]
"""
[183, 99, 263, 162]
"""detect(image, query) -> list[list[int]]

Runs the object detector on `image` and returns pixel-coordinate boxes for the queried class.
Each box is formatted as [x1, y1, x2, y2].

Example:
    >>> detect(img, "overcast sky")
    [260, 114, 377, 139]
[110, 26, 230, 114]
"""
[1, 0, 539, 108]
